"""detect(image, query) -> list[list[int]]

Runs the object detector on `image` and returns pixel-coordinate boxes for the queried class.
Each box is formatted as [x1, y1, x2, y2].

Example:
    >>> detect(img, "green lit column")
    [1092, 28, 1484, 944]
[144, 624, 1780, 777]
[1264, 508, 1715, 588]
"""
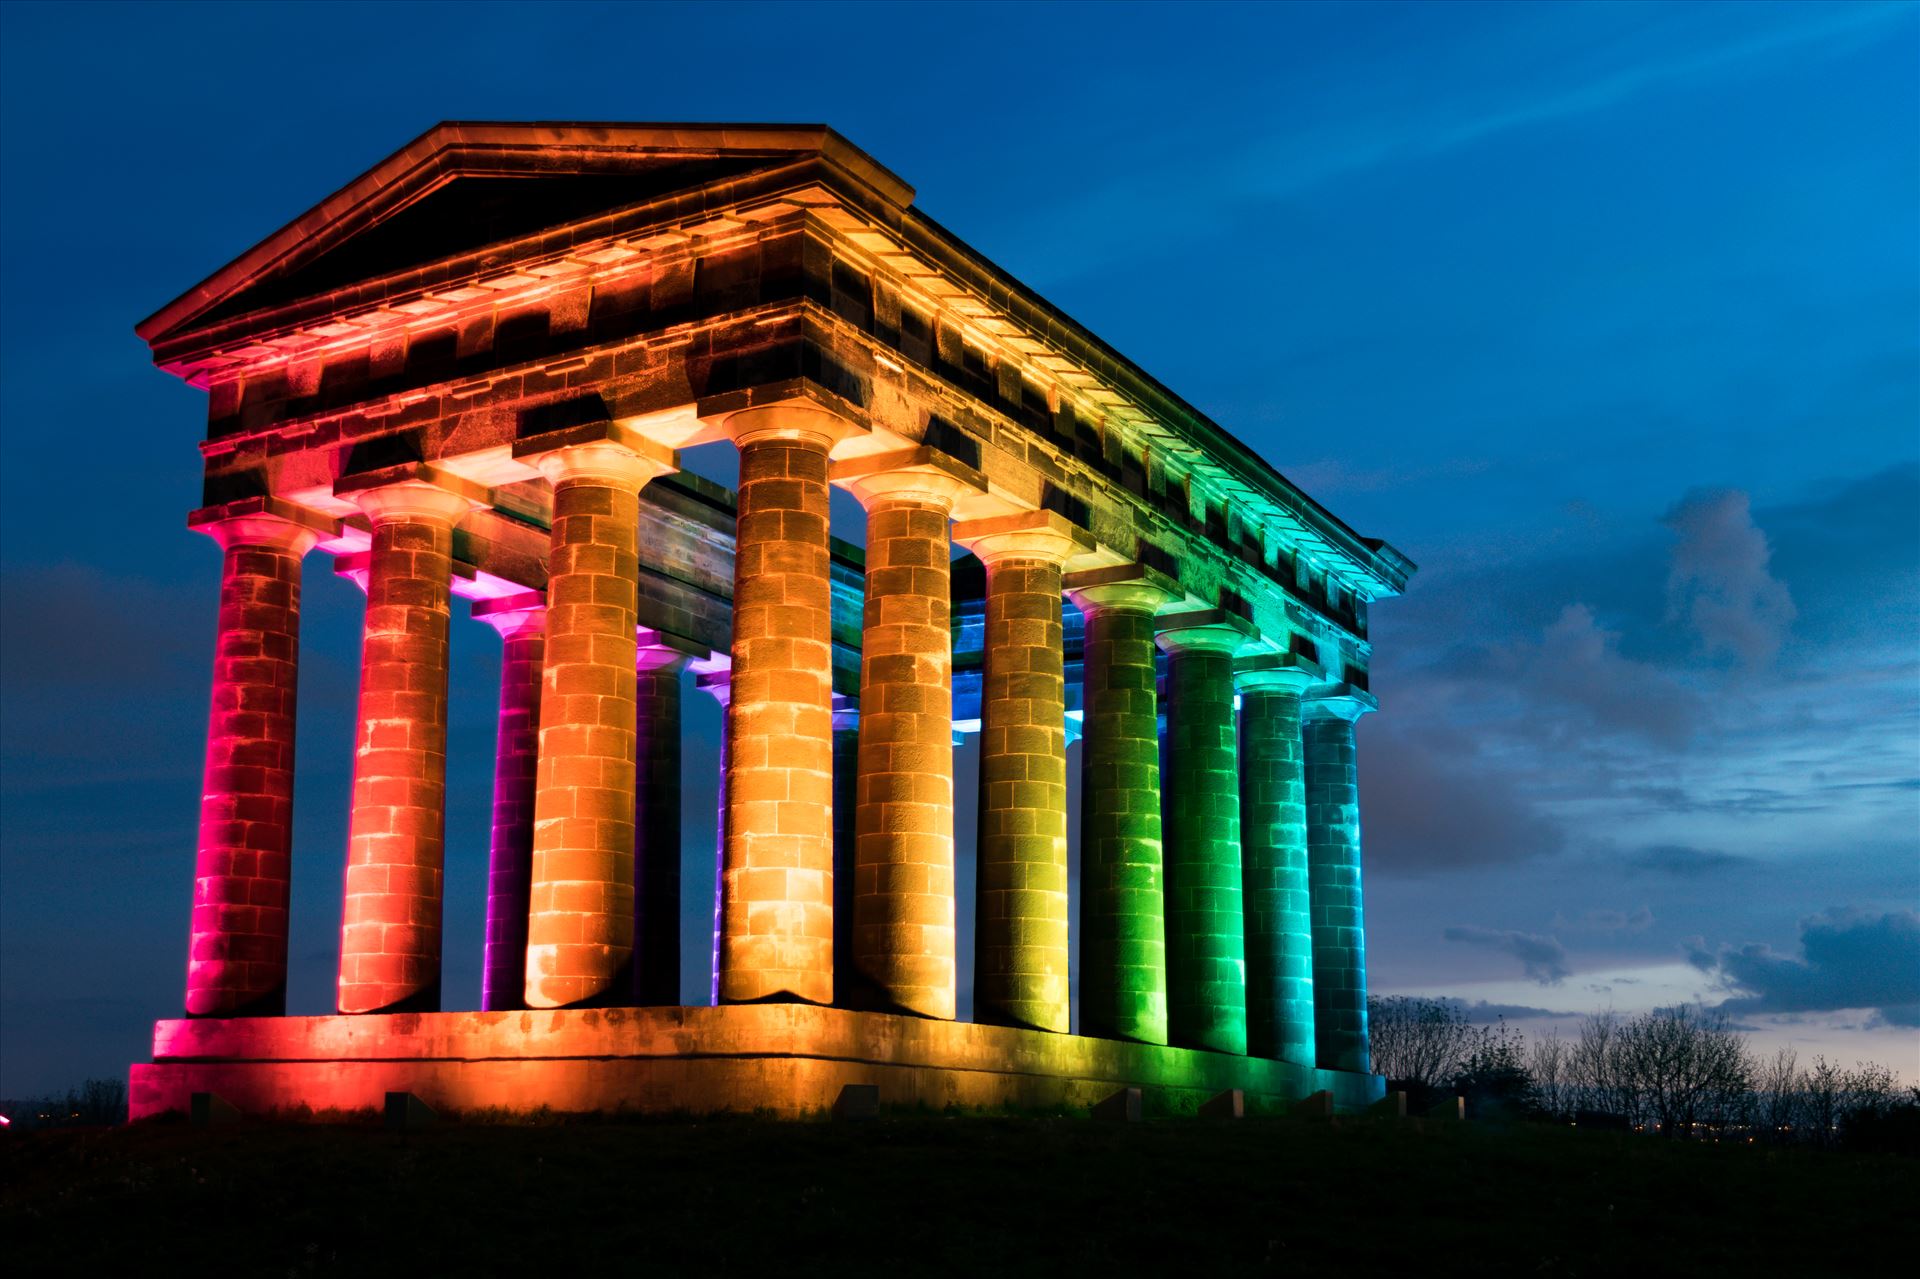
[1236, 658, 1317, 1065]
[1065, 565, 1180, 1045]
[1304, 687, 1376, 1074]
[1157, 612, 1258, 1055]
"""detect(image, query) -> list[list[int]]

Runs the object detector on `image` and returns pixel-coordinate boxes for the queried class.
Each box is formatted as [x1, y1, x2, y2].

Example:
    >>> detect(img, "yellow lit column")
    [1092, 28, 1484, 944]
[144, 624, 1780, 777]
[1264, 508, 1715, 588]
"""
[957, 511, 1094, 1034]
[719, 404, 855, 1005]
[832, 451, 981, 1019]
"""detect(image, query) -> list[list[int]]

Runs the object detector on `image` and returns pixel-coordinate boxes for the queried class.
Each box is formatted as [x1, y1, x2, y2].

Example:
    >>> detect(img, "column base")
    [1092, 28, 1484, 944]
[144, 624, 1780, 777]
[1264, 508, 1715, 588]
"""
[129, 1007, 1383, 1120]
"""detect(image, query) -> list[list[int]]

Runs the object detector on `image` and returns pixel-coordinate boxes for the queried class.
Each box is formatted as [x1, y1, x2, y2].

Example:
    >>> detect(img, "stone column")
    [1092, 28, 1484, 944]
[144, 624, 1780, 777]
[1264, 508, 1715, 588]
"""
[184, 507, 322, 1017]
[336, 481, 472, 1015]
[1236, 661, 1317, 1064]
[522, 438, 674, 1009]
[1305, 690, 1375, 1074]
[1064, 567, 1179, 1045]
[695, 669, 731, 1005]
[474, 593, 545, 1014]
[830, 702, 860, 1008]
[957, 512, 1091, 1034]
[720, 405, 849, 1005]
[1157, 615, 1256, 1055]
[631, 639, 686, 1006]
[835, 455, 976, 1020]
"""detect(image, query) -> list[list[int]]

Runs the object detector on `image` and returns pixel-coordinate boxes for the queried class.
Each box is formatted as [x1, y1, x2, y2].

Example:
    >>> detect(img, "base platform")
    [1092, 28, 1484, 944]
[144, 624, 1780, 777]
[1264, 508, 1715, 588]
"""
[130, 1005, 1382, 1120]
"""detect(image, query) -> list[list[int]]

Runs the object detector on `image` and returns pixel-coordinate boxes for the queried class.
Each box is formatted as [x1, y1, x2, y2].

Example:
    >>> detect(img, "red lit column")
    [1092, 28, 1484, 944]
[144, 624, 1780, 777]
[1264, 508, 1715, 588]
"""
[337, 482, 474, 1015]
[185, 507, 322, 1018]
[523, 439, 674, 1009]
[474, 593, 545, 1013]
[720, 405, 850, 1005]
[957, 511, 1092, 1034]
[631, 638, 687, 1005]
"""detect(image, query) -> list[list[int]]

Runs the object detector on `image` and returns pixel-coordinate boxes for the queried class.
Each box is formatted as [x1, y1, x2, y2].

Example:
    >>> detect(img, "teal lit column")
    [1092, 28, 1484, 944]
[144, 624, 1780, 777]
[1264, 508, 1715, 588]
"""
[1157, 614, 1257, 1055]
[1304, 689, 1375, 1074]
[1066, 568, 1179, 1045]
[1236, 660, 1317, 1065]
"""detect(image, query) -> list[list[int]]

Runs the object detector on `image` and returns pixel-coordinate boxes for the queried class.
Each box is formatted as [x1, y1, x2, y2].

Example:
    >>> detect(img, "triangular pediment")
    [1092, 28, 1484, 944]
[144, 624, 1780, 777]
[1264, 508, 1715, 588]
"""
[138, 122, 912, 345]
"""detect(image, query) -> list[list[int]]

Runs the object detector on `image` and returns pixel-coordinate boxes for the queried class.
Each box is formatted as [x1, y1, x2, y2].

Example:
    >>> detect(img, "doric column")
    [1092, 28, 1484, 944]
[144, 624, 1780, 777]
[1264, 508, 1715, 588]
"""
[474, 593, 546, 1013]
[520, 436, 675, 1009]
[1235, 659, 1317, 1064]
[335, 480, 474, 1015]
[1304, 689, 1375, 1074]
[956, 511, 1092, 1034]
[695, 668, 731, 1005]
[1157, 613, 1257, 1055]
[1064, 565, 1180, 1045]
[833, 451, 979, 1020]
[184, 505, 323, 1017]
[719, 404, 852, 1005]
[631, 637, 687, 1006]
[830, 700, 860, 1007]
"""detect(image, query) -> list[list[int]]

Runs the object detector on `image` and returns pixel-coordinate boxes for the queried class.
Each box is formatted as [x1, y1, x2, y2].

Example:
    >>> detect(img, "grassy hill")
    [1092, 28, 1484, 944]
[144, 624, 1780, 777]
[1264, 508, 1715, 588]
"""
[4, 1114, 1913, 1275]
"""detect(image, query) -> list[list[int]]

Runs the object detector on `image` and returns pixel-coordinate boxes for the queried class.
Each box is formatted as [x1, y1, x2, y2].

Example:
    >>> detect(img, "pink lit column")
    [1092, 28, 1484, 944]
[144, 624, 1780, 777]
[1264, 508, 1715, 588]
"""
[475, 593, 546, 1013]
[632, 640, 687, 1006]
[185, 507, 322, 1018]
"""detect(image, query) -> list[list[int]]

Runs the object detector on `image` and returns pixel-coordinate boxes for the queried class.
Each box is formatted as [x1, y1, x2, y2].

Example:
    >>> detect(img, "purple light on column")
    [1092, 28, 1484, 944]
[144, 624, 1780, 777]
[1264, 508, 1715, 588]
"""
[475, 593, 546, 1013]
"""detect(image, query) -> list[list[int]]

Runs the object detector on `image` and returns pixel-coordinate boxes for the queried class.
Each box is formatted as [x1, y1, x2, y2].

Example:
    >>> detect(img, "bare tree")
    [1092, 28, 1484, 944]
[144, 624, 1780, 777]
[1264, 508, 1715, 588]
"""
[1570, 1010, 1637, 1124]
[1367, 996, 1479, 1088]
[1754, 1046, 1800, 1142]
[1529, 1028, 1573, 1121]
[1613, 1005, 1753, 1138]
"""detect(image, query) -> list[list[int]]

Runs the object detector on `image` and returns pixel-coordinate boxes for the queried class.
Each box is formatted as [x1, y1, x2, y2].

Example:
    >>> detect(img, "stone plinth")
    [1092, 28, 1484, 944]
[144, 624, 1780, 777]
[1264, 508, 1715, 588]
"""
[128, 1007, 1383, 1120]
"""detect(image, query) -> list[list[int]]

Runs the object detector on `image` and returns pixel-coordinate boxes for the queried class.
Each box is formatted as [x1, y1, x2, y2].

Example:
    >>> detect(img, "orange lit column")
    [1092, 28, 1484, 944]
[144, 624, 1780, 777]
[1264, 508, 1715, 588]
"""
[520, 436, 676, 1009]
[719, 405, 850, 1005]
[1065, 566, 1180, 1045]
[336, 481, 475, 1015]
[957, 511, 1093, 1034]
[1235, 659, 1317, 1064]
[474, 593, 545, 1013]
[1157, 613, 1258, 1055]
[631, 637, 687, 1005]
[834, 452, 978, 1019]
[184, 505, 323, 1017]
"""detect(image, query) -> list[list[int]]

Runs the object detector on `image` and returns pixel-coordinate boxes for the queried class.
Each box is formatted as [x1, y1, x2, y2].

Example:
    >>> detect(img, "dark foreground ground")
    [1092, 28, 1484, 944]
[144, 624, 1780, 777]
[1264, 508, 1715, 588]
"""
[4, 1114, 1913, 1276]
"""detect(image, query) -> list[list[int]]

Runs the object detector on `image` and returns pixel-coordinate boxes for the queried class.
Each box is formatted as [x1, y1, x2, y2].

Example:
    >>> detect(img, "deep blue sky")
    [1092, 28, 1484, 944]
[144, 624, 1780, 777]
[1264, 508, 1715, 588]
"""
[2, 1, 1914, 1094]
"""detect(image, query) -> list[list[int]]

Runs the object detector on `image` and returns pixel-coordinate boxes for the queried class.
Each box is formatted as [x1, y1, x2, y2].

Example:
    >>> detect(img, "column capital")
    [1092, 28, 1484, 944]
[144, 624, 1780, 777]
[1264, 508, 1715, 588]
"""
[472, 590, 547, 639]
[830, 446, 986, 513]
[335, 472, 484, 525]
[1063, 562, 1182, 616]
[1155, 608, 1261, 657]
[1234, 653, 1320, 694]
[512, 416, 680, 485]
[724, 402, 864, 451]
[636, 627, 704, 673]
[1304, 683, 1379, 721]
[953, 509, 1094, 568]
[188, 496, 334, 555]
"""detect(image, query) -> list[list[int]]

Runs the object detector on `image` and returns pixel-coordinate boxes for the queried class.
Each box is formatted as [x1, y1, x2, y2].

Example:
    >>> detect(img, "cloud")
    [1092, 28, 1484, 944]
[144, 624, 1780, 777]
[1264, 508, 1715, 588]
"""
[1442, 925, 1572, 985]
[1697, 909, 1920, 1024]
[1361, 723, 1565, 873]
[1662, 489, 1796, 666]
[1681, 935, 1719, 972]
[1518, 604, 1701, 747]
[1629, 844, 1750, 877]
[1455, 999, 1582, 1021]
[1555, 906, 1654, 933]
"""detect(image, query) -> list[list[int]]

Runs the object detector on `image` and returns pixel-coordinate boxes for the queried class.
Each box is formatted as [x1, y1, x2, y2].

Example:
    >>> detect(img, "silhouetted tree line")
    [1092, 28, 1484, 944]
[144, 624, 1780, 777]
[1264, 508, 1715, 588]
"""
[1368, 997, 1919, 1153]
[1, 1078, 126, 1129]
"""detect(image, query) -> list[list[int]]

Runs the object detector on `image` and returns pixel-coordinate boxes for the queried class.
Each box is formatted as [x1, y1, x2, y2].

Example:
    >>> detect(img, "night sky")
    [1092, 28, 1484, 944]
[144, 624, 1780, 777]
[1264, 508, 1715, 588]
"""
[1, 0, 1914, 1095]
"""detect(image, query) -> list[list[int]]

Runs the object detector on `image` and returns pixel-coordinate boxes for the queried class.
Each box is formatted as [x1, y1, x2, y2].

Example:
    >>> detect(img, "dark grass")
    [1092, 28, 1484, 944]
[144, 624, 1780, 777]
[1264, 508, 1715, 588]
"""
[4, 1114, 1913, 1276]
